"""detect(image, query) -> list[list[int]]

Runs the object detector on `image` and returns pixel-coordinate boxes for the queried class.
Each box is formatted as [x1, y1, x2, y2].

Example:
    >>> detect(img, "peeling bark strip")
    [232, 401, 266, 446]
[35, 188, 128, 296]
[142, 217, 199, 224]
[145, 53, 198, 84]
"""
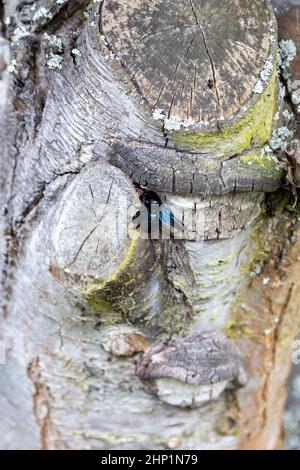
[0, 0, 300, 451]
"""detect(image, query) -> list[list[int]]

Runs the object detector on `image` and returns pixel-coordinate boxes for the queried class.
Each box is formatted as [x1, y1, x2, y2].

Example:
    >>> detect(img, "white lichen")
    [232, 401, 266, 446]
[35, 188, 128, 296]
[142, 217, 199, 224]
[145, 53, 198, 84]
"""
[261, 145, 273, 155]
[152, 109, 165, 121]
[164, 116, 196, 132]
[288, 80, 300, 106]
[253, 55, 274, 94]
[152, 108, 213, 130]
[278, 39, 297, 82]
[279, 39, 297, 69]
[260, 146, 281, 167]
[154, 378, 229, 408]
[109, 50, 118, 61]
[278, 82, 286, 101]
[44, 33, 63, 51]
[292, 92, 300, 106]
[251, 263, 263, 277]
[100, 35, 109, 46]
[283, 109, 293, 120]
[264, 328, 273, 337]
[46, 55, 62, 70]
[260, 57, 274, 82]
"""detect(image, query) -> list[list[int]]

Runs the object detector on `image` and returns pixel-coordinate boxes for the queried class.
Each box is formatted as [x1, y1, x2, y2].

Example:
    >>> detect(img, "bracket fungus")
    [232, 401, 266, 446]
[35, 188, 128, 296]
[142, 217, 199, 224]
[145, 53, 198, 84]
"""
[136, 332, 247, 408]
[110, 141, 283, 196]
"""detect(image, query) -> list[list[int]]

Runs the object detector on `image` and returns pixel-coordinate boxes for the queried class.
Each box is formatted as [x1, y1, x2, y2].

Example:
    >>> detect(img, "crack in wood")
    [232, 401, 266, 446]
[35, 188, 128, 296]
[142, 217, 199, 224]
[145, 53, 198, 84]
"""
[64, 180, 114, 269]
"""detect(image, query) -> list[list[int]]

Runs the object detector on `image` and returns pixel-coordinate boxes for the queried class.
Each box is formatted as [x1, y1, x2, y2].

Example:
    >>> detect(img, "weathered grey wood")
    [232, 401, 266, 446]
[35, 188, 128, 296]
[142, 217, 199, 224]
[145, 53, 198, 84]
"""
[51, 162, 141, 282]
[101, 0, 274, 124]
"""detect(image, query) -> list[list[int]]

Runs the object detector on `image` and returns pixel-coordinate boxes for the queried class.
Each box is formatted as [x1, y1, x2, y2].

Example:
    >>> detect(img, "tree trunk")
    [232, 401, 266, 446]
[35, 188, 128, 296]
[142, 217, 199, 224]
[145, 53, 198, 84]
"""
[1, 0, 300, 450]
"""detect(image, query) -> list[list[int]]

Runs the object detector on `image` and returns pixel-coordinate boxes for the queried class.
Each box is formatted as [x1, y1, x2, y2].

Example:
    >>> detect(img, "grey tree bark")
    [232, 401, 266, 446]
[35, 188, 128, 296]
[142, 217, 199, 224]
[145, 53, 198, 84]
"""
[1, 0, 300, 450]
